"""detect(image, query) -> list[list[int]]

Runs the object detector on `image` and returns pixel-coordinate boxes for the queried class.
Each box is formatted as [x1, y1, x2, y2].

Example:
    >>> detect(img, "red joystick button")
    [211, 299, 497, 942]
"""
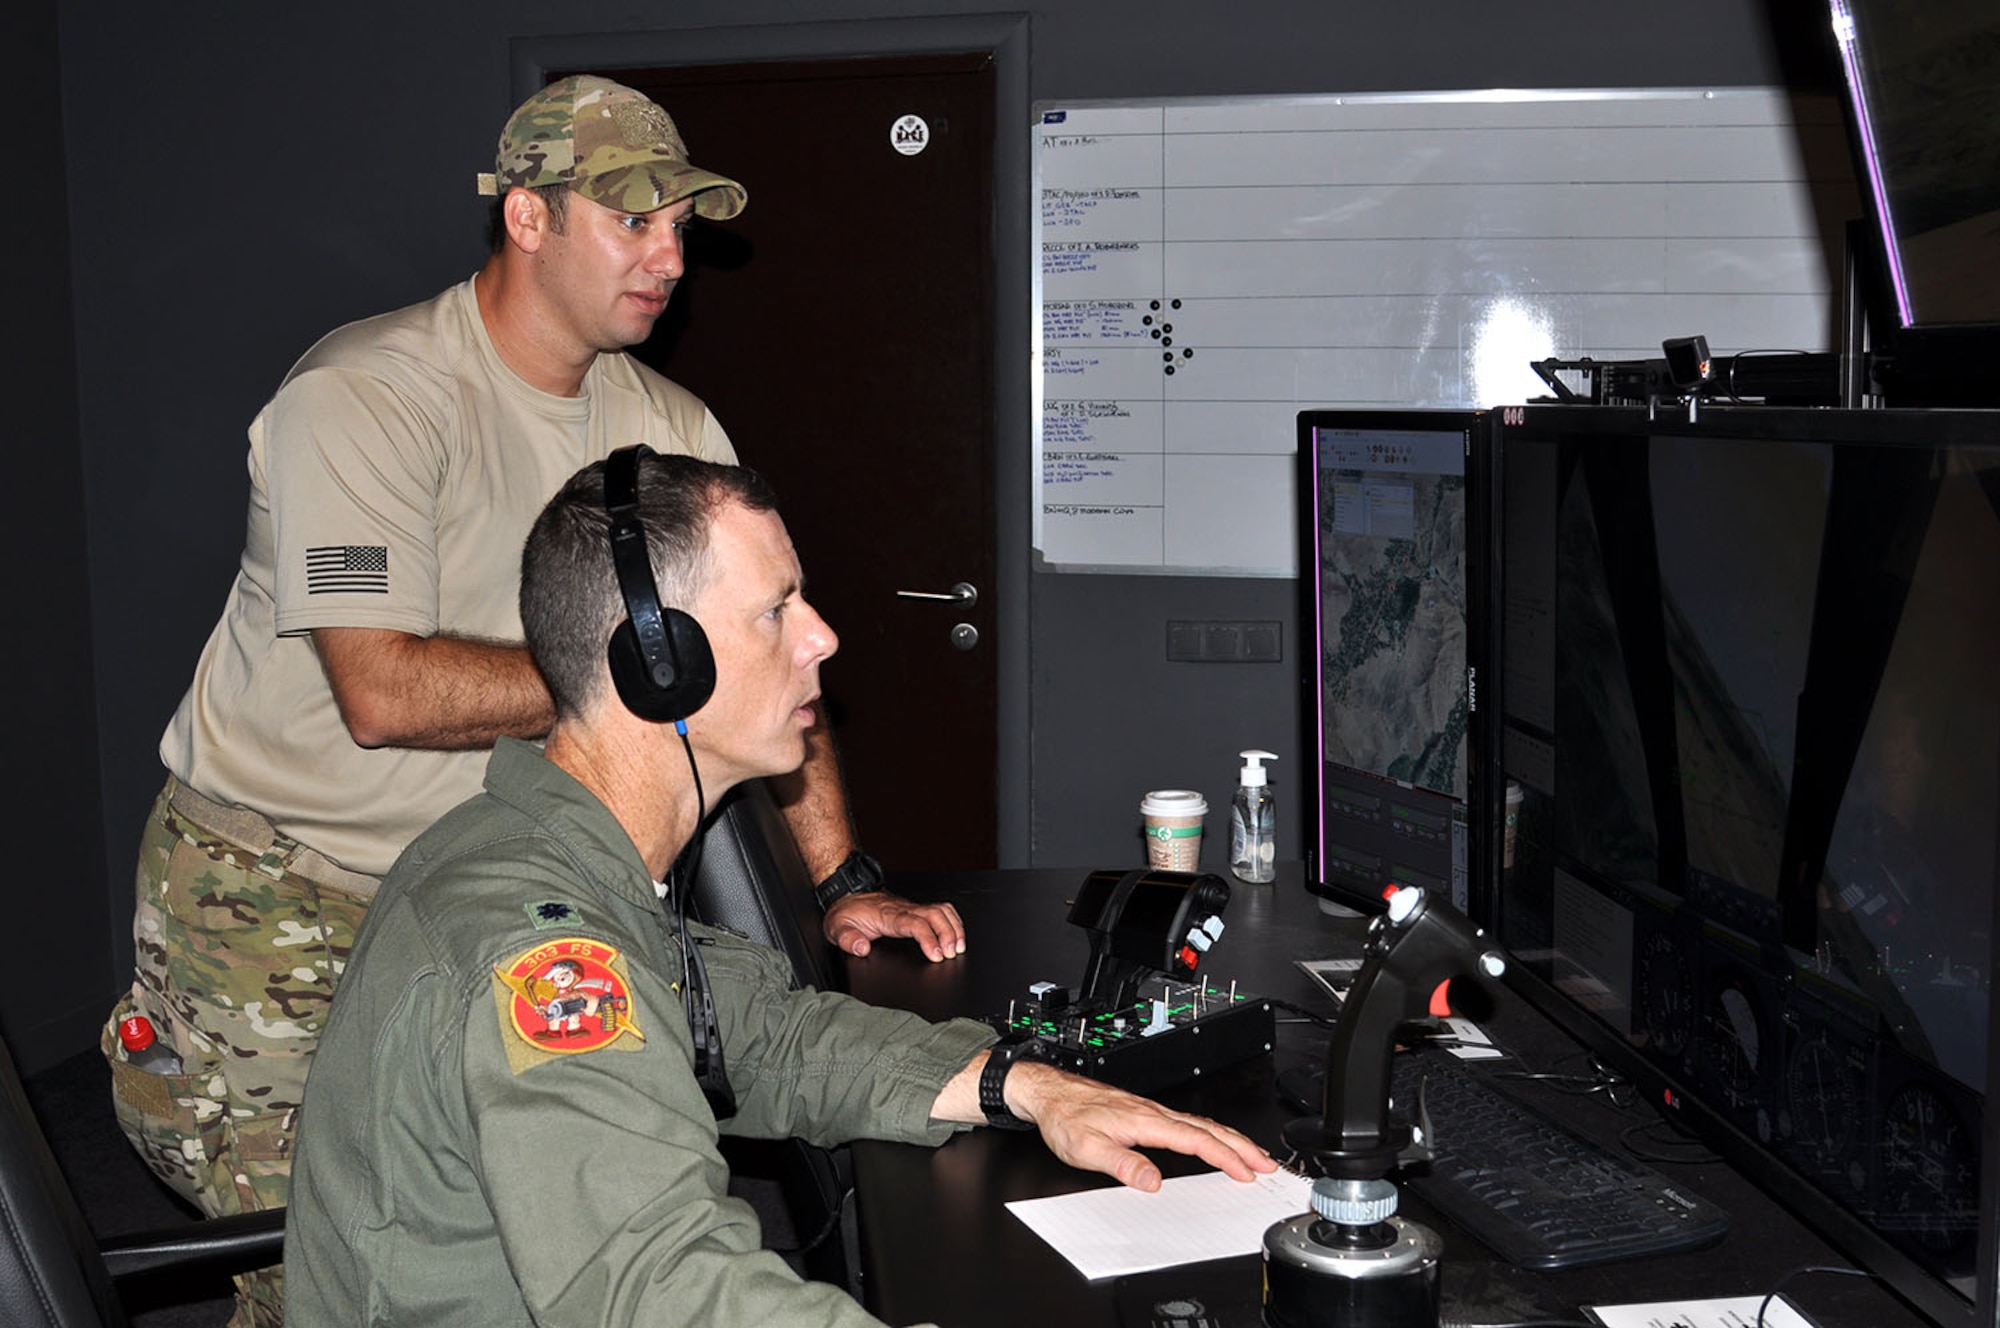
[1179, 945, 1200, 970]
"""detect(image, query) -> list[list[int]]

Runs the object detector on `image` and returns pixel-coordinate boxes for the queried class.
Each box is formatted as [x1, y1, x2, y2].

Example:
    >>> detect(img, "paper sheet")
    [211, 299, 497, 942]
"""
[1585, 1292, 1815, 1328]
[1005, 1168, 1312, 1280]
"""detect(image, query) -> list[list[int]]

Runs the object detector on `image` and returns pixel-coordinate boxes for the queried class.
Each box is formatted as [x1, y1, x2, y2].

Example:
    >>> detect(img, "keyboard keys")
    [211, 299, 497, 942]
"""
[1387, 1051, 1730, 1270]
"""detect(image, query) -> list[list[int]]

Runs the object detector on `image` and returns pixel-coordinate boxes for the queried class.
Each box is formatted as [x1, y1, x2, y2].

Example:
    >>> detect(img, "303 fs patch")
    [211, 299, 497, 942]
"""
[491, 937, 644, 1072]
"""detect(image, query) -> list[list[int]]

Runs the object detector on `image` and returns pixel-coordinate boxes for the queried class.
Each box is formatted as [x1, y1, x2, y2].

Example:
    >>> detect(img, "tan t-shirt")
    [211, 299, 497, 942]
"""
[160, 276, 736, 875]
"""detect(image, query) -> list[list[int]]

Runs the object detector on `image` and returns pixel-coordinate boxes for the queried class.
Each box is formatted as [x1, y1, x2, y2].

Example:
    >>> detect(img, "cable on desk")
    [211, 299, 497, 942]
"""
[1755, 1263, 1875, 1327]
[1268, 997, 1339, 1029]
[1482, 1049, 1724, 1170]
[1489, 1049, 1636, 1107]
[1618, 1116, 1720, 1166]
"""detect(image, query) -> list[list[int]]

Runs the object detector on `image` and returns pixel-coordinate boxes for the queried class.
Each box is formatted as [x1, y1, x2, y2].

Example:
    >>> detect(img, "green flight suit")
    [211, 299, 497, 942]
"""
[285, 738, 995, 1326]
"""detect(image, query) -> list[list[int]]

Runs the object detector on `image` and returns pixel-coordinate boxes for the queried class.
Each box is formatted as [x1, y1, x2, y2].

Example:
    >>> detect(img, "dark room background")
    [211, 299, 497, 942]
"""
[11, 0, 1832, 1074]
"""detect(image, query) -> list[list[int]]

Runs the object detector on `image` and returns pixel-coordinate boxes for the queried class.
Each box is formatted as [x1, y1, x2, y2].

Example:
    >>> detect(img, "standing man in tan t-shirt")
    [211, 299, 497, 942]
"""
[105, 76, 963, 1328]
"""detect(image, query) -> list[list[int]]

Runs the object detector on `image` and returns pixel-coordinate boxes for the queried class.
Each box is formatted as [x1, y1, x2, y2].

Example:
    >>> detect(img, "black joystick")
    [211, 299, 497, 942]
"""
[1263, 887, 1506, 1328]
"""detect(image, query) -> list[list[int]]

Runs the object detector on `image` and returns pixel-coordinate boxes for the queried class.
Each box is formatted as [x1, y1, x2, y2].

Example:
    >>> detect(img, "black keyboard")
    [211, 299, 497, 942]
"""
[1281, 1050, 1730, 1270]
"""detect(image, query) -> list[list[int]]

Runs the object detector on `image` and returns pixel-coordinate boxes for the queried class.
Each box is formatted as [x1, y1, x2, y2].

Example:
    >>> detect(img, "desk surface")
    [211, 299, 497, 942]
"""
[842, 867, 1934, 1328]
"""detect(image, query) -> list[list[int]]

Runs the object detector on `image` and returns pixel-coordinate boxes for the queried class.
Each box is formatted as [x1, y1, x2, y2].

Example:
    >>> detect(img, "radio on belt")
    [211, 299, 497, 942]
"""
[988, 868, 1273, 1094]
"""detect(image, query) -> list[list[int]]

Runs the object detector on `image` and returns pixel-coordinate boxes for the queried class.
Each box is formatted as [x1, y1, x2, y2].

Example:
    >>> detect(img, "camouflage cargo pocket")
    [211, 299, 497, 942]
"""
[103, 992, 230, 1213]
[218, 1044, 306, 1216]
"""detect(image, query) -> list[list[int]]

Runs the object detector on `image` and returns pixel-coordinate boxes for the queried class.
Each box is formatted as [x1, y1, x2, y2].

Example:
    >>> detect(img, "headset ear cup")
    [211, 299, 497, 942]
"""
[661, 607, 717, 718]
[601, 443, 717, 724]
[607, 610, 715, 723]
[607, 618, 661, 718]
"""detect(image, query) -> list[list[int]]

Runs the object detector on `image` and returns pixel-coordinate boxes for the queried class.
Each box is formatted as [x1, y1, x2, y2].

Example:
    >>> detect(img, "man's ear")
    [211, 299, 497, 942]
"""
[502, 187, 551, 255]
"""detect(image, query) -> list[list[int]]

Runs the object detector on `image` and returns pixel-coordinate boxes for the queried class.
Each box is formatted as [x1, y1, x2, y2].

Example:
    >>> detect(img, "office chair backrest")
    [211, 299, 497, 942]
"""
[0, 1033, 125, 1328]
[684, 780, 857, 1286]
[687, 778, 835, 992]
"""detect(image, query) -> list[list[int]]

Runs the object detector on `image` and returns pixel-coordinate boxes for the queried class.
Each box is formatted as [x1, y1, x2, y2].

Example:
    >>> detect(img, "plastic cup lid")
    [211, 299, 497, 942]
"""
[1140, 789, 1208, 817]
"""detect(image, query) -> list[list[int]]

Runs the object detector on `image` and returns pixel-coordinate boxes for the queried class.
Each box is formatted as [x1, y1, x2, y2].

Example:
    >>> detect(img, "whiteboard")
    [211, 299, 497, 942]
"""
[1032, 90, 1860, 575]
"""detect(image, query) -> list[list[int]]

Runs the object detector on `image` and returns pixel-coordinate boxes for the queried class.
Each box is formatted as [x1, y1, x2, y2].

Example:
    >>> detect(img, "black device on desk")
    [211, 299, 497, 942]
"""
[1491, 406, 2000, 1328]
[1294, 408, 1494, 921]
[1264, 885, 1511, 1328]
[989, 867, 1275, 1094]
[844, 868, 1932, 1328]
[1277, 1050, 1729, 1270]
[1297, 401, 2000, 1326]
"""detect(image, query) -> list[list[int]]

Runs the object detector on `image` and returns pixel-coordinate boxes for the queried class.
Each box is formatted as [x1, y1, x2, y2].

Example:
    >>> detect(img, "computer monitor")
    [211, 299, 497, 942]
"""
[1295, 409, 1495, 918]
[1824, 0, 2000, 402]
[1492, 402, 2000, 1328]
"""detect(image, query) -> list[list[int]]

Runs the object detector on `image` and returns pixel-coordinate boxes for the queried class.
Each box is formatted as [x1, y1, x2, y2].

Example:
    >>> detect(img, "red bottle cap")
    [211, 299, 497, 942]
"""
[117, 1015, 158, 1053]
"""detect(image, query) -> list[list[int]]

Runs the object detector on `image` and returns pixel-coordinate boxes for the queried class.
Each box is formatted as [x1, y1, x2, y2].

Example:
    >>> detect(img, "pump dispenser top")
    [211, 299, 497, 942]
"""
[1238, 750, 1277, 787]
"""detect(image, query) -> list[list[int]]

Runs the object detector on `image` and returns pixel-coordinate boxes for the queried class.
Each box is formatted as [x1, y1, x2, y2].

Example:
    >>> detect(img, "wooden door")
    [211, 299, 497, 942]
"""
[594, 57, 999, 868]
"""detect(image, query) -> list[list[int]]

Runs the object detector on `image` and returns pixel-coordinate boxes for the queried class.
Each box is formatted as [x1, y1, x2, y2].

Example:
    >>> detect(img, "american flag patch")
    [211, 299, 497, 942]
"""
[306, 545, 389, 594]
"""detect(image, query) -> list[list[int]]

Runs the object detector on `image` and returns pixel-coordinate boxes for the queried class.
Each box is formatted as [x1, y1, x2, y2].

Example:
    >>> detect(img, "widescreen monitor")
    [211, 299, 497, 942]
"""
[1295, 409, 1494, 918]
[1493, 403, 2000, 1327]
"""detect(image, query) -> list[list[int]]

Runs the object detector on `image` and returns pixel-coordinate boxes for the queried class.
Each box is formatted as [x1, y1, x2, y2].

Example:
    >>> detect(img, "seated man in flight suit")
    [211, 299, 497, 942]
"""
[283, 449, 1278, 1325]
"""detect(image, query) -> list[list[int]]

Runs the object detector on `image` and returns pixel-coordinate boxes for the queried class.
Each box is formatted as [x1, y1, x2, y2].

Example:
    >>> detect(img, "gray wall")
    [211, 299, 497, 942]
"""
[23, 0, 1830, 1071]
[9, 0, 109, 1076]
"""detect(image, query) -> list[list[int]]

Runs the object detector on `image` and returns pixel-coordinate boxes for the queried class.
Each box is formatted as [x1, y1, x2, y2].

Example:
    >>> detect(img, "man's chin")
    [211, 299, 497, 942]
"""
[723, 740, 811, 787]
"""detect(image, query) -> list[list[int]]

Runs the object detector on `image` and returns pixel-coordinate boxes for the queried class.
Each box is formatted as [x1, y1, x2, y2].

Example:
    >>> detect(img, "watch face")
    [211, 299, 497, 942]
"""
[845, 851, 884, 892]
[817, 852, 882, 909]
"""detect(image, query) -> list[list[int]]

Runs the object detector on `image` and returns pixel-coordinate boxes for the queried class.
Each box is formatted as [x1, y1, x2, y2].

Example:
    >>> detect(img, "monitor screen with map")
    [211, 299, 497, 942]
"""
[1295, 409, 1492, 916]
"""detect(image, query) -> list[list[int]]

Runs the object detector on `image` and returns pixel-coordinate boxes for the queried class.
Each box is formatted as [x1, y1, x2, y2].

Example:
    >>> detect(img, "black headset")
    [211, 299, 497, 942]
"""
[600, 444, 736, 1119]
[603, 444, 717, 725]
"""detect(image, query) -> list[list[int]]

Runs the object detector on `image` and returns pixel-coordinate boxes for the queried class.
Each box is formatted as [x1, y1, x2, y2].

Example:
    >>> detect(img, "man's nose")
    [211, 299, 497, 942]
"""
[648, 229, 685, 280]
[801, 605, 838, 664]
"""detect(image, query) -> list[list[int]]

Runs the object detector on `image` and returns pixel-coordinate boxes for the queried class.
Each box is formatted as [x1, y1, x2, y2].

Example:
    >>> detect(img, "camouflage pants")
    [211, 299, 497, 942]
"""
[106, 777, 377, 1328]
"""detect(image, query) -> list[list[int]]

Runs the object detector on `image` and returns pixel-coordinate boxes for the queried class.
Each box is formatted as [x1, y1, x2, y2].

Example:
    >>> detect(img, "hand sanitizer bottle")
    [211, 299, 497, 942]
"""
[1228, 749, 1278, 883]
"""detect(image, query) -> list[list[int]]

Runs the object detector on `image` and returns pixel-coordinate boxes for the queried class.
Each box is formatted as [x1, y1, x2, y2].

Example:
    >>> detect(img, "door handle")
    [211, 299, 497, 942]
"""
[895, 581, 978, 607]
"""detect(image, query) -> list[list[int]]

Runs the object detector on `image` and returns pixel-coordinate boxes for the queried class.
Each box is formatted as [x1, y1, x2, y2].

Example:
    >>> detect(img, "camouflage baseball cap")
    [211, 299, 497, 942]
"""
[478, 75, 747, 220]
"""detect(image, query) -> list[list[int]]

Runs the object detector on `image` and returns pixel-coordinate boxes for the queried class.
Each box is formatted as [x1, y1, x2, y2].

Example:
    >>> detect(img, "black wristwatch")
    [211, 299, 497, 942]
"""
[979, 1042, 1039, 1130]
[812, 849, 884, 912]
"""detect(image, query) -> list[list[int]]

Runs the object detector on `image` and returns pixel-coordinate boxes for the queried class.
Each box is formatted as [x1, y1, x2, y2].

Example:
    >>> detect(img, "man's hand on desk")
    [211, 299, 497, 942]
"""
[936, 1053, 1279, 1193]
[824, 892, 967, 962]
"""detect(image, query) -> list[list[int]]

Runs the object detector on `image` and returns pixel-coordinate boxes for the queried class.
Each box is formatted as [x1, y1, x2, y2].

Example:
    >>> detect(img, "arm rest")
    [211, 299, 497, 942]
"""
[99, 1208, 286, 1284]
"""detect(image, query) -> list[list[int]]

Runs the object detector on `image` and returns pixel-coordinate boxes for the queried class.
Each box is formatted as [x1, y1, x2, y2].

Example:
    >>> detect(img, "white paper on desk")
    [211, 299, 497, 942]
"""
[1437, 1015, 1506, 1061]
[1584, 1292, 1815, 1328]
[1005, 1168, 1311, 1281]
